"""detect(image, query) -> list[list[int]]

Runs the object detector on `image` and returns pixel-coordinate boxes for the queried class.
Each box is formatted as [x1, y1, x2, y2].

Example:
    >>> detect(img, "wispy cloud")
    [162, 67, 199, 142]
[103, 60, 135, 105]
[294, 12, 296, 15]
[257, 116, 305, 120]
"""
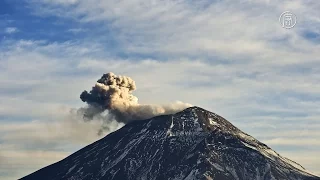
[280, 151, 320, 176]
[67, 28, 87, 33]
[1, 38, 319, 175]
[0, 146, 70, 180]
[4, 27, 18, 34]
[0, 0, 319, 179]
[264, 138, 320, 146]
[27, 0, 320, 61]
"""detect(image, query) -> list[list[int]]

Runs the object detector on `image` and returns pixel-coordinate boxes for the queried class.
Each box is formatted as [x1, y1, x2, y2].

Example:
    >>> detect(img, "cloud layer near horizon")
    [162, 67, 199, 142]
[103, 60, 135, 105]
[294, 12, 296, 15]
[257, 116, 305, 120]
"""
[0, 0, 320, 179]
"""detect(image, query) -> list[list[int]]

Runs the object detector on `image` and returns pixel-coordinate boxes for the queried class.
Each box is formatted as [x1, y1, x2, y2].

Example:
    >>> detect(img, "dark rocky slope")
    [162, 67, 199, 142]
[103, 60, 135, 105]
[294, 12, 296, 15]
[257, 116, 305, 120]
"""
[20, 107, 320, 180]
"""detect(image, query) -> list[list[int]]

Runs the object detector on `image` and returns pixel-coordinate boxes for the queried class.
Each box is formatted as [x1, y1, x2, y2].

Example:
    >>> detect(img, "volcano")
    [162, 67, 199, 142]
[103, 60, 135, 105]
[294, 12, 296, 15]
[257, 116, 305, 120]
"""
[20, 107, 319, 180]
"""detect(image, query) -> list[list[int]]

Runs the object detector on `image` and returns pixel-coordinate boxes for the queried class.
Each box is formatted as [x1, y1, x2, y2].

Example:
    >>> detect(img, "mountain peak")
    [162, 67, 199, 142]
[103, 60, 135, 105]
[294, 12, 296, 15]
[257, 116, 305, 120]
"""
[171, 106, 240, 135]
[21, 107, 320, 180]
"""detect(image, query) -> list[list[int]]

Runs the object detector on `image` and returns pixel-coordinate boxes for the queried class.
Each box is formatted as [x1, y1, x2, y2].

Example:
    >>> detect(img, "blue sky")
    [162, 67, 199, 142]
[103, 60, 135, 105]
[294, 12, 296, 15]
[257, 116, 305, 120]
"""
[0, 0, 320, 179]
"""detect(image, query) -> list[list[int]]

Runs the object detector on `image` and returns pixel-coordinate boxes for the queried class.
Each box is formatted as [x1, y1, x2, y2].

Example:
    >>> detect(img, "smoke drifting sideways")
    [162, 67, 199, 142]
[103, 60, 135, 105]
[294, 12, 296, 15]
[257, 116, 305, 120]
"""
[79, 72, 192, 125]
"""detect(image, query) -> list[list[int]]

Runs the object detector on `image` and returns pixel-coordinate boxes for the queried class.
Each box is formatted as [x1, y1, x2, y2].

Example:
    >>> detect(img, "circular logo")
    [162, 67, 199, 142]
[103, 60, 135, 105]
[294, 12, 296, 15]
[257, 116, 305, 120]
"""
[279, 11, 297, 29]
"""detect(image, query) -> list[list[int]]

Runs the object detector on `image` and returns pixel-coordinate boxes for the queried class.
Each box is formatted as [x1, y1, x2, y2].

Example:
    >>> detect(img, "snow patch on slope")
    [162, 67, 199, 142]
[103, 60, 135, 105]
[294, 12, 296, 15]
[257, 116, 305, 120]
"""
[208, 118, 218, 126]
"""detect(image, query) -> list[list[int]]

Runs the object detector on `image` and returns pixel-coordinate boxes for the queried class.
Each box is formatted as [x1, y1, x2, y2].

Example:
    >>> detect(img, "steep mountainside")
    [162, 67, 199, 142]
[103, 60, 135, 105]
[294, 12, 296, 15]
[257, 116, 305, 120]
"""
[21, 107, 320, 180]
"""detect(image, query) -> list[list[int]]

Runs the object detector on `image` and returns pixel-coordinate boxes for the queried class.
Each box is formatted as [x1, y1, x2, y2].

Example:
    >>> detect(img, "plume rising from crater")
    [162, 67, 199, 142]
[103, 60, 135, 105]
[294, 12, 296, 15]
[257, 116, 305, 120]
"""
[80, 72, 191, 124]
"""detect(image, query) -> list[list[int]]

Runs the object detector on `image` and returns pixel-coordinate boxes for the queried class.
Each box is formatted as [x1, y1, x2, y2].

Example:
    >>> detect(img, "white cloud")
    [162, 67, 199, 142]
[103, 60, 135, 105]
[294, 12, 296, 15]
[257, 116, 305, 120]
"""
[67, 28, 87, 33]
[264, 138, 320, 146]
[0, 147, 71, 180]
[37, 0, 79, 6]
[1, 0, 319, 178]
[4, 27, 18, 34]
[280, 151, 320, 176]
[0, 106, 122, 180]
[27, 0, 320, 64]
[1, 38, 319, 177]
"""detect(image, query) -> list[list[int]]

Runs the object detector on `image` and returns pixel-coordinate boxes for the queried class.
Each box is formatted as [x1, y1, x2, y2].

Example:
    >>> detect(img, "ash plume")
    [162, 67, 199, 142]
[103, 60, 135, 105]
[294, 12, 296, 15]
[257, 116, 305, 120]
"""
[80, 72, 192, 124]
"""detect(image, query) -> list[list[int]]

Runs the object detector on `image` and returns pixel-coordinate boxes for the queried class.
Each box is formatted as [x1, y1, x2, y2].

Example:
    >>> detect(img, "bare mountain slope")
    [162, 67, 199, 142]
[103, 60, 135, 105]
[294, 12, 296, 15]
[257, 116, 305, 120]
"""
[20, 107, 320, 180]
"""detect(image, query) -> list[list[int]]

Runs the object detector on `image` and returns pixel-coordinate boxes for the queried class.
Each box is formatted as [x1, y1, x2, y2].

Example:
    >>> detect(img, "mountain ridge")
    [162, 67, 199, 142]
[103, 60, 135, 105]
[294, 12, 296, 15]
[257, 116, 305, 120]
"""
[20, 106, 320, 180]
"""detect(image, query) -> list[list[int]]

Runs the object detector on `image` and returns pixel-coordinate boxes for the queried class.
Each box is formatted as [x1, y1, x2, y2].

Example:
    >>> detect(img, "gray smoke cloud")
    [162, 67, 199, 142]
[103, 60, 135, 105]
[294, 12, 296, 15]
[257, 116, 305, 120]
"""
[80, 72, 192, 124]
